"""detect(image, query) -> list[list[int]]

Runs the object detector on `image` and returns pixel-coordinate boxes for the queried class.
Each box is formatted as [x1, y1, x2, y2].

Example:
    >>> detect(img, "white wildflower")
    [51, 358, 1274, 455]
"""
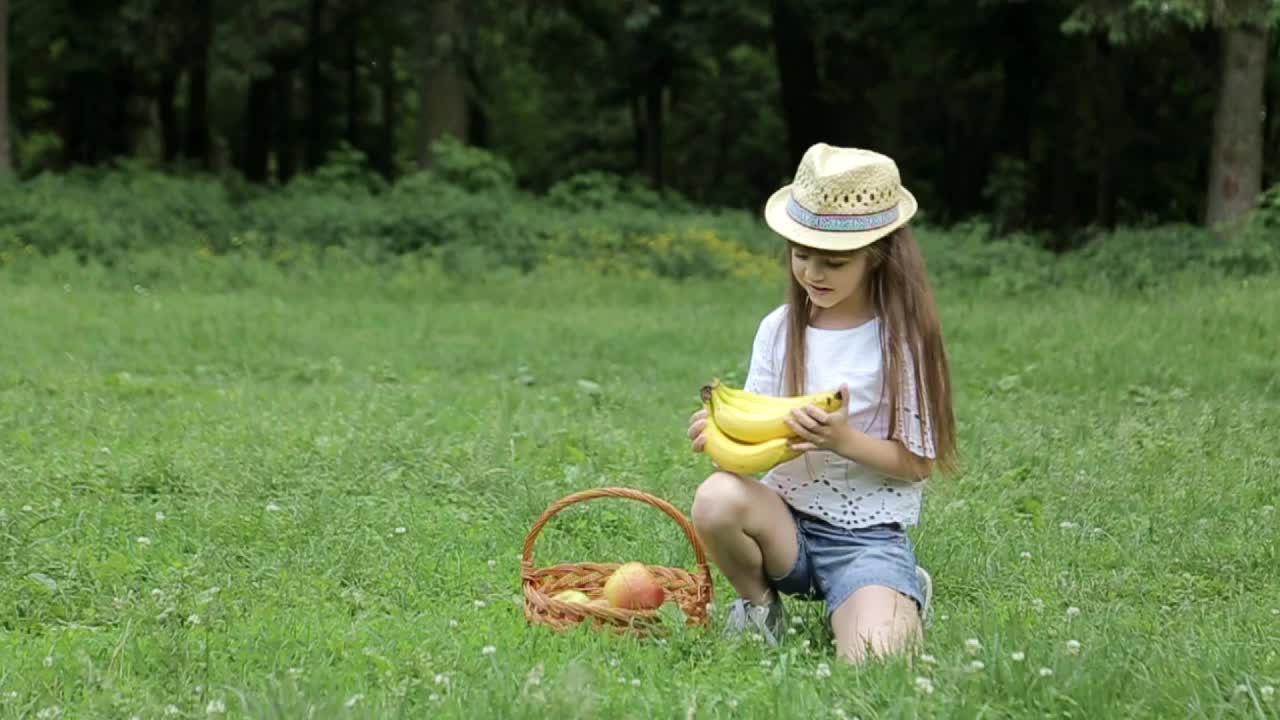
[630, 678, 641, 687]
[22, 505, 33, 512]
[265, 503, 282, 512]
[429, 693, 441, 702]
[448, 619, 459, 627]
[1260, 685, 1274, 701]
[1039, 667, 1054, 677]
[165, 705, 181, 715]
[1065, 639, 1081, 655]
[1066, 606, 1080, 618]
[481, 645, 496, 656]
[968, 660, 985, 672]
[2, 691, 17, 700]
[36, 707, 62, 720]
[1011, 651, 1026, 661]
[394, 527, 406, 534]
[344, 694, 363, 708]
[186, 614, 201, 626]
[965, 638, 983, 655]
[43, 655, 53, 668]
[1262, 505, 1275, 514]
[136, 536, 152, 546]
[287, 667, 303, 679]
[1020, 551, 1032, 559]
[918, 653, 938, 665]
[815, 662, 832, 679]
[155, 512, 167, 521]
[205, 698, 225, 714]
[435, 674, 448, 686]
[1235, 684, 1251, 696]
[1032, 598, 1045, 611]
[487, 559, 497, 568]
[914, 676, 935, 694]
[1059, 521, 1078, 530]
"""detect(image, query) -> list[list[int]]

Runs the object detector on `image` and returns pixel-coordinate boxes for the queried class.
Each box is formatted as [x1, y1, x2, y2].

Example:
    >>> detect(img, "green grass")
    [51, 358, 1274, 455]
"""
[1, 256, 1278, 719]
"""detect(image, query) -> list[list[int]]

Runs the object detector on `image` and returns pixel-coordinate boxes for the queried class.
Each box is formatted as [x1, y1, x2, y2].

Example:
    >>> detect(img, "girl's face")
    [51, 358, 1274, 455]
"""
[790, 244, 870, 310]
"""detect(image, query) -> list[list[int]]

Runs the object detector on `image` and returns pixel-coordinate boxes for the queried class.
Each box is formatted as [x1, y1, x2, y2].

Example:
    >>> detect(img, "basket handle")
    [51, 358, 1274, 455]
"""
[522, 487, 711, 582]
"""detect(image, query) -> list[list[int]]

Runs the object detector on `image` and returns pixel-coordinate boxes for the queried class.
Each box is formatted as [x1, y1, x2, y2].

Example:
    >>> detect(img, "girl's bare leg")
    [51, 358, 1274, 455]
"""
[830, 586, 923, 664]
[690, 471, 799, 605]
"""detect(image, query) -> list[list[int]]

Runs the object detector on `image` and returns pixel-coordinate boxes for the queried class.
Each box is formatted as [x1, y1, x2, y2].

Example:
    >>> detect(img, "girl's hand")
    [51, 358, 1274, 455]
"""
[785, 384, 852, 453]
[688, 407, 709, 453]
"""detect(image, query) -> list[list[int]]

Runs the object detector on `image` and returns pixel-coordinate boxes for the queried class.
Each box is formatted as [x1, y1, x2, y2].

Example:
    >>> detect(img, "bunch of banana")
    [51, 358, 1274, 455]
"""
[698, 379, 842, 475]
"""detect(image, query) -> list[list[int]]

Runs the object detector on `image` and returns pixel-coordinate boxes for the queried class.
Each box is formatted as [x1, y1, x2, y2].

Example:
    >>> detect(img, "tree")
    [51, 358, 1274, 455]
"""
[1065, 0, 1276, 231]
[0, 0, 9, 173]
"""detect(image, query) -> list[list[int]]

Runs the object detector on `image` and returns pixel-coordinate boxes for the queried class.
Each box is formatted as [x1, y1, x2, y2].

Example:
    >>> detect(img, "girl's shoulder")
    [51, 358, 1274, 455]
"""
[758, 304, 789, 332]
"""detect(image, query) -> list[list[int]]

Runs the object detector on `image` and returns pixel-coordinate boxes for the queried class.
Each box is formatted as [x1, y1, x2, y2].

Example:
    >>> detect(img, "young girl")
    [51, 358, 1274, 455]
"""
[686, 143, 957, 664]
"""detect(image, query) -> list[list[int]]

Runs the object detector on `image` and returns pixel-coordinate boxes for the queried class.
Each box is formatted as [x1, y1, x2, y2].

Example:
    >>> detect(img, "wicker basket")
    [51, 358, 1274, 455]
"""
[521, 487, 714, 636]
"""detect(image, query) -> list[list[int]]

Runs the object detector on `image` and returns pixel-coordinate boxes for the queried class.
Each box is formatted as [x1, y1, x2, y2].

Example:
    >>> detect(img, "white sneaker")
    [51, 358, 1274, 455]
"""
[916, 566, 934, 625]
[724, 594, 787, 647]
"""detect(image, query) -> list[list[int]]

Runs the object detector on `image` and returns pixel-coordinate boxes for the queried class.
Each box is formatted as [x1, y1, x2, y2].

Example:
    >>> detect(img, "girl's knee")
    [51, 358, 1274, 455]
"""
[692, 471, 749, 530]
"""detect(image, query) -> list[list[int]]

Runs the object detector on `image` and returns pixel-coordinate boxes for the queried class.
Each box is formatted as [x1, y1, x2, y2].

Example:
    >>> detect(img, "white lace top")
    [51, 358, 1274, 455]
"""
[743, 305, 935, 529]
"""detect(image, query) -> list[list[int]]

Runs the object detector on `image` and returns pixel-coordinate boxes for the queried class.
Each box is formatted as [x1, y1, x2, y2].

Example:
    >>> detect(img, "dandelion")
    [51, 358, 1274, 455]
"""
[1011, 651, 1026, 662]
[1020, 551, 1032, 559]
[815, 662, 832, 679]
[1066, 606, 1080, 618]
[968, 660, 985, 672]
[914, 676, 935, 694]
[394, 527, 406, 535]
[265, 503, 282, 512]
[918, 653, 938, 665]
[1065, 640, 1081, 655]
[344, 694, 363, 709]
[1260, 686, 1274, 701]
[136, 536, 152, 546]
[155, 512, 167, 521]
[1039, 667, 1054, 677]
[481, 645, 496, 656]
[474, 600, 486, 609]
[965, 638, 983, 655]
[206, 698, 226, 714]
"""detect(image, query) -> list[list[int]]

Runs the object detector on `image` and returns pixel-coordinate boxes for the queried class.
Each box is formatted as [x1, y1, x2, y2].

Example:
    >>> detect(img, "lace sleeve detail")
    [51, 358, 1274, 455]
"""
[894, 352, 937, 459]
[743, 309, 785, 397]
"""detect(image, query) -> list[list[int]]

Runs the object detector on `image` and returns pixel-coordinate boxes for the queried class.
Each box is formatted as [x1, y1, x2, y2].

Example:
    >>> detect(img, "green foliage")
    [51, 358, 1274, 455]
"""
[3, 165, 1279, 294]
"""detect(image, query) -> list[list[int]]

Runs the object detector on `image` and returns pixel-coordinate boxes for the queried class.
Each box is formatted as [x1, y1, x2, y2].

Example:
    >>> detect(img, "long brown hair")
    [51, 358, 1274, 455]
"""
[781, 227, 957, 475]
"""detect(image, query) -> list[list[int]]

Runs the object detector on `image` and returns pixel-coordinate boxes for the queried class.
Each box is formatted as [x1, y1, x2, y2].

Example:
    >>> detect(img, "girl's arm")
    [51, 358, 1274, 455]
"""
[833, 429, 933, 482]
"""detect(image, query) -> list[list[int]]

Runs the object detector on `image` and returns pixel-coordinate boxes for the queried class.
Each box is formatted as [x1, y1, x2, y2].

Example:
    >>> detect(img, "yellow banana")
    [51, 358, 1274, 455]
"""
[708, 381, 842, 444]
[702, 412, 800, 475]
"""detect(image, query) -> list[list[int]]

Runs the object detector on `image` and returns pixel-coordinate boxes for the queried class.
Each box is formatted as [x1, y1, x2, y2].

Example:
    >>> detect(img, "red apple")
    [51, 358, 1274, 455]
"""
[602, 562, 666, 610]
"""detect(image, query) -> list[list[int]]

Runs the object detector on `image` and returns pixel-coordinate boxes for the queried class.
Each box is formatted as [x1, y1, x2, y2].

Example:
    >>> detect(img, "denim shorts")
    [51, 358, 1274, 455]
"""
[767, 505, 924, 621]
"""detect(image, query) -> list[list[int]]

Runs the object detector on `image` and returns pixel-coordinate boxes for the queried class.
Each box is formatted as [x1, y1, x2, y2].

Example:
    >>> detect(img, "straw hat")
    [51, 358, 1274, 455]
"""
[764, 143, 917, 251]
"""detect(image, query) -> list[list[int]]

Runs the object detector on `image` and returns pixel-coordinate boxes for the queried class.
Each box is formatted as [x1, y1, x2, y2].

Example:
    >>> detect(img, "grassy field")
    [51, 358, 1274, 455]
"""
[1, 256, 1278, 719]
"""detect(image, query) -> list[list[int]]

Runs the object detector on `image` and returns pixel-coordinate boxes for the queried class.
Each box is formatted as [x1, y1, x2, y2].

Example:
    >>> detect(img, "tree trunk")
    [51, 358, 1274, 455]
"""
[158, 68, 180, 163]
[1206, 22, 1268, 229]
[644, 80, 664, 190]
[274, 62, 297, 182]
[243, 74, 273, 182]
[305, 0, 330, 169]
[375, 43, 396, 178]
[769, 0, 823, 170]
[183, 0, 212, 167]
[345, 20, 360, 149]
[417, 0, 468, 167]
[0, 0, 11, 173]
